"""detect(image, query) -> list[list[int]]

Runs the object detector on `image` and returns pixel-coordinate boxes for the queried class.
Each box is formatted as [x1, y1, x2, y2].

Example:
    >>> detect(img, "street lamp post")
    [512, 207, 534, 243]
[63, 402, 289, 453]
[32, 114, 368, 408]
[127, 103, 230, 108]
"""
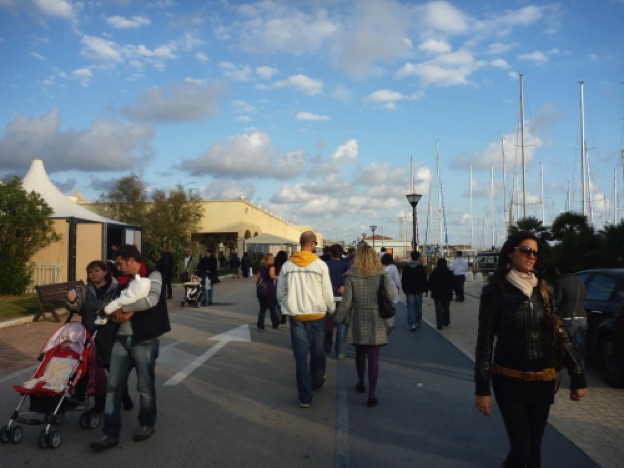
[406, 193, 422, 252]
[370, 225, 377, 250]
[362, 232, 367, 244]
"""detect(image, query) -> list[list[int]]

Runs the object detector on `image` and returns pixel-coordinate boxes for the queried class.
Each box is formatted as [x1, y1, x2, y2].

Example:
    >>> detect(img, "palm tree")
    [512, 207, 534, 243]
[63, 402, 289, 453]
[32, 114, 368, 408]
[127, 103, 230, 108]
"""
[509, 216, 551, 242]
[597, 221, 624, 267]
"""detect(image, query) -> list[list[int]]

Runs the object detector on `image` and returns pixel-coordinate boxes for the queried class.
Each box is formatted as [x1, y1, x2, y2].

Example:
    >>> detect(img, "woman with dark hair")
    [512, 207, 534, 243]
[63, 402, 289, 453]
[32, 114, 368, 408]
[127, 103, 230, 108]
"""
[65, 260, 133, 413]
[331, 244, 394, 407]
[427, 257, 454, 330]
[380, 253, 401, 328]
[273, 251, 289, 324]
[256, 253, 279, 330]
[475, 231, 587, 467]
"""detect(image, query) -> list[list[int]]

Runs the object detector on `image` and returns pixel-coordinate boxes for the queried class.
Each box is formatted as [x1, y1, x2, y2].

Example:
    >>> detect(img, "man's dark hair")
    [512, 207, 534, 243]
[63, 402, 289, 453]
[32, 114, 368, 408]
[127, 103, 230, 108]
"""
[330, 244, 343, 258]
[381, 246, 387, 252]
[323, 246, 331, 253]
[556, 259, 574, 274]
[115, 244, 143, 263]
[410, 251, 420, 261]
[456, 250, 463, 257]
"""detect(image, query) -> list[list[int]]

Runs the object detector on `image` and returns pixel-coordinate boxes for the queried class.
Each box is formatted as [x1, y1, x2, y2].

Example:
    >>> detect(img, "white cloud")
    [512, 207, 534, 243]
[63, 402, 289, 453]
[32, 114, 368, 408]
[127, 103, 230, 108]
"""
[72, 67, 92, 87]
[416, 1, 469, 34]
[106, 15, 151, 29]
[0, 109, 153, 171]
[296, 112, 330, 121]
[121, 81, 227, 122]
[195, 51, 209, 62]
[418, 38, 452, 54]
[80, 35, 123, 62]
[256, 66, 279, 79]
[180, 131, 306, 179]
[490, 58, 510, 69]
[219, 61, 253, 81]
[396, 50, 484, 87]
[273, 74, 323, 95]
[518, 51, 549, 64]
[331, 139, 358, 162]
[363, 89, 422, 109]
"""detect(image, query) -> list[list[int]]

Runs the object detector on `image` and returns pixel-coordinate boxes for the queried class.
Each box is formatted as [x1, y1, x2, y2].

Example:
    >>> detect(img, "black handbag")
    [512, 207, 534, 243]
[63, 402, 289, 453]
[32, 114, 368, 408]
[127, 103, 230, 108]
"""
[378, 275, 395, 319]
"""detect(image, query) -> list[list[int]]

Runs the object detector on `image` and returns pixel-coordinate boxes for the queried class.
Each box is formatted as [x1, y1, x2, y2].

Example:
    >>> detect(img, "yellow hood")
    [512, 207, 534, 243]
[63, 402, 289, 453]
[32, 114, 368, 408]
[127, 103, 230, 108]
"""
[290, 251, 318, 267]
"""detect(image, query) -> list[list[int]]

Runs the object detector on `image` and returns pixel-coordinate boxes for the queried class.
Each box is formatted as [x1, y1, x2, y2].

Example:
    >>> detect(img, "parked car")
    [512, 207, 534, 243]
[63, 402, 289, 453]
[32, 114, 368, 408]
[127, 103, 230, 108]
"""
[475, 251, 499, 278]
[574, 268, 624, 387]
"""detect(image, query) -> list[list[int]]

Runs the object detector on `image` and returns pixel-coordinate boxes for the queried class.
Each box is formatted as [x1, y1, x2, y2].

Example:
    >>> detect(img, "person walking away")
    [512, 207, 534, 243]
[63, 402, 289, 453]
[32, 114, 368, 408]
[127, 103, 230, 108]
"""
[156, 245, 174, 299]
[273, 250, 289, 325]
[428, 258, 454, 330]
[401, 251, 428, 331]
[89, 245, 171, 451]
[320, 245, 331, 262]
[178, 247, 198, 283]
[229, 252, 241, 278]
[66, 260, 134, 414]
[324, 244, 351, 359]
[276, 231, 335, 408]
[554, 259, 587, 371]
[241, 252, 251, 278]
[196, 249, 218, 305]
[450, 250, 469, 302]
[256, 253, 279, 330]
[330, 244, 394, 407]
[475, 231, 586, 468]
[380, 253, 401, 329]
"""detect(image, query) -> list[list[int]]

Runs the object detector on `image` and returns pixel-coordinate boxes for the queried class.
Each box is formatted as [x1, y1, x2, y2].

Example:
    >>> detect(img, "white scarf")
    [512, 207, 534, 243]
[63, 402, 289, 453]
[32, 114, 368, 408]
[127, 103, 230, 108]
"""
[506, 268, 538, 298]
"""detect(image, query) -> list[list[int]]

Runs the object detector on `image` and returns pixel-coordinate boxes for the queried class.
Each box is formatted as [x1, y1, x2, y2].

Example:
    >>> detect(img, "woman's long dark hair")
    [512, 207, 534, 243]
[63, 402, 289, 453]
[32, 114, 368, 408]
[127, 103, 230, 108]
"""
[274, 250, 288, 275]
[491, 230, 544, 288]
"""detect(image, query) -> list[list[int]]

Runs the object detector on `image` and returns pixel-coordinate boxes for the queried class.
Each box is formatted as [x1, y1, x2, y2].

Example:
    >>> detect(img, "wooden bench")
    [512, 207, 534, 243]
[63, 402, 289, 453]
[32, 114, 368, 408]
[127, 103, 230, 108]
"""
[34, 280, 85, 322]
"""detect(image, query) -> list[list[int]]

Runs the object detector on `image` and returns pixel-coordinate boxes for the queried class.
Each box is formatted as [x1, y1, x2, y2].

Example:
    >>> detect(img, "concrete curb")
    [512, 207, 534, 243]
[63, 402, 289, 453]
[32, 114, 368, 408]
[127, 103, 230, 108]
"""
[0, 309, 70, 330]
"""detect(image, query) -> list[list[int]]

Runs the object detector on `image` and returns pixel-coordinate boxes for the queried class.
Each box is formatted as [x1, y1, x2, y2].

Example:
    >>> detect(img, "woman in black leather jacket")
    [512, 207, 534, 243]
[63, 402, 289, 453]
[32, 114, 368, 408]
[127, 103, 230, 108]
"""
[474, 231, 586, 468]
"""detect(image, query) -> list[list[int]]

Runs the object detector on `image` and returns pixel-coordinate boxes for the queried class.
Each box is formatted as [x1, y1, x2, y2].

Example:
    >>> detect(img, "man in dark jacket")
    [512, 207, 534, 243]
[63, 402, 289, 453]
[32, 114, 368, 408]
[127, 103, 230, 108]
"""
[89, 245, 171, 451]
[401, 251, 428, 331]
[555, 259, 587, 371]
[156, 246, 174, 299]
[197, 249, 218, 305]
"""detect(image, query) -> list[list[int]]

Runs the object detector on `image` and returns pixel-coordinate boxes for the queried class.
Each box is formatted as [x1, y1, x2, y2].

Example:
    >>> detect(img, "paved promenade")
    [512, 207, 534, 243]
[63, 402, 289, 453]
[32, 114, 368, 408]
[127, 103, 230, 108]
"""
[1, 276, 622, 466]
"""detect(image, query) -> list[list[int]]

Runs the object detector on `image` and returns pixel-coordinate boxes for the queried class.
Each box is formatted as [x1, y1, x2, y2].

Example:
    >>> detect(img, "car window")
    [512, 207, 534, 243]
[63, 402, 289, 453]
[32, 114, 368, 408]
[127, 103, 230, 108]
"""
[585, 274, 618, 302]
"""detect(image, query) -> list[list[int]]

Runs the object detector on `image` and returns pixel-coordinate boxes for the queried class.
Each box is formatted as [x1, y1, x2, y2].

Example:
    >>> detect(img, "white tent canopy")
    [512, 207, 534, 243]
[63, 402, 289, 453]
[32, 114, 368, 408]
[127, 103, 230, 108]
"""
[245, 233, 298, 246]
[22, 159, 124, 224]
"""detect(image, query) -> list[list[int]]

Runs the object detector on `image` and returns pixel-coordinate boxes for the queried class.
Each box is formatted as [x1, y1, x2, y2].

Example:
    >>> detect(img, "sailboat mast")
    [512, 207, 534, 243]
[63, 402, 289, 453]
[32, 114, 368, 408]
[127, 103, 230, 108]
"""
[541, 162, 545, 224]
[520, 73, 527, 218]
[470, 163, 473, 248]
[490, 164, 495, 247]
[614, 168, 618, 224]
[502, 137, 507, 234]
[580, 80, 587, 217]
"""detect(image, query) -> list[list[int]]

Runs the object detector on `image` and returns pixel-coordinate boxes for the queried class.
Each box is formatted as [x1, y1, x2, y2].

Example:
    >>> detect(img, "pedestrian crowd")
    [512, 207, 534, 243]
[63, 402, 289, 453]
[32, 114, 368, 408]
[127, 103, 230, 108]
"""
[58, 229, 587, 466]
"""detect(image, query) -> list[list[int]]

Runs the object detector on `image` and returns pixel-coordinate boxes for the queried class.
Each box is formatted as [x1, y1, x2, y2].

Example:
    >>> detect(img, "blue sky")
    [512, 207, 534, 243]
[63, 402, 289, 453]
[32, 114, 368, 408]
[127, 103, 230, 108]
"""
[1, 0, 623, 249]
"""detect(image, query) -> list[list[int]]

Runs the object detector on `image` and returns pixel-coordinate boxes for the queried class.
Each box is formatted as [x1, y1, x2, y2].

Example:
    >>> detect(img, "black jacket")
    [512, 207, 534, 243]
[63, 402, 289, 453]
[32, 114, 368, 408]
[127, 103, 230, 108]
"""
[554, 273, 586, 320]
[475, 281, 586, 396]
[401, 261, 428, 294]
[427, 267, 454, 300]
[197, 255, 218, 281]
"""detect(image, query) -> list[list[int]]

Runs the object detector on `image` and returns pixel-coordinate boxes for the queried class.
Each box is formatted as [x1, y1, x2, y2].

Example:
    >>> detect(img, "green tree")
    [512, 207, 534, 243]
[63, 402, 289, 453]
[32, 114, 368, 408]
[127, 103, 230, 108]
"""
[0, 177, 62, 294]
[549, 212, 597, 272]
[509, 216, 551, 242]
[596, 221, 624, 267]
[95, 178, 203, 267]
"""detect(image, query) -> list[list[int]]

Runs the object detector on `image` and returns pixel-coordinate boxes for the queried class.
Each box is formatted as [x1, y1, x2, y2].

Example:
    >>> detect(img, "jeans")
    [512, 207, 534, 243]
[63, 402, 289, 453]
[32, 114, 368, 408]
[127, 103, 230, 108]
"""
[434, 300, 450, 328]
[203, 279, 214, 303]
[289, 316, 327, 404]
[257, 293, 279, 330]
[324, 323, 346, 357]
[103, 335, 159, 438]
[405, 293, 423, 327]
[564, 318, 588, 372]
[452, 275, 465, 301]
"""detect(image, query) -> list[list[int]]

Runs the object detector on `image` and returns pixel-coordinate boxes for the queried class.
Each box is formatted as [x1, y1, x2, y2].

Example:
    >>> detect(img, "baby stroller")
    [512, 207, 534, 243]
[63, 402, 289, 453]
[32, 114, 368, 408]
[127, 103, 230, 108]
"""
[0, 322, 104, 449]
[181, 275, 203, 307]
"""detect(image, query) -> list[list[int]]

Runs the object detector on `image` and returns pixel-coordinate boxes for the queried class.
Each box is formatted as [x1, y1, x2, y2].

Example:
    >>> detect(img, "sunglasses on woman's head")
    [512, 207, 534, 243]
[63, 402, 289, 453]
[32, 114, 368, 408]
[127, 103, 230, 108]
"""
[514, 246, 539, 258]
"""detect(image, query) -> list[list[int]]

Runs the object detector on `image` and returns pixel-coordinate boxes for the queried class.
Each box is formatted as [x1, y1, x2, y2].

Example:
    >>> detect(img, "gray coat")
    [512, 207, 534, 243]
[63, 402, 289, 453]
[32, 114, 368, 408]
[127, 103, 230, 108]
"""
[332, 270, 395, 346]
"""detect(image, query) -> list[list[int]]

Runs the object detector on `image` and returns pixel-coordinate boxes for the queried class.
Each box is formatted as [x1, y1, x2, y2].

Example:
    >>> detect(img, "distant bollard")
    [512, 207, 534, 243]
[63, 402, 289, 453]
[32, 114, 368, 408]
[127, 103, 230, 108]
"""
[474, 272, 483, 283]
[465, 271, 474, 282]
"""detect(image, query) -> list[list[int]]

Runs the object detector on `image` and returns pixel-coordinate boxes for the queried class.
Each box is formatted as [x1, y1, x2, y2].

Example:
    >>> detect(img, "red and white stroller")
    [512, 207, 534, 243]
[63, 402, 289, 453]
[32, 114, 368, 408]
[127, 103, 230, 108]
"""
[0, 322, 105, 449]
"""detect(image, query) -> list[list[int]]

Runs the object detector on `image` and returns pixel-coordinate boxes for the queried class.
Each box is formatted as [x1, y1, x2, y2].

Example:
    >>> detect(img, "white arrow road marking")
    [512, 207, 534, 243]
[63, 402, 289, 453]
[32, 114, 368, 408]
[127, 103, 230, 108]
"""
[163, 324, 251, 386]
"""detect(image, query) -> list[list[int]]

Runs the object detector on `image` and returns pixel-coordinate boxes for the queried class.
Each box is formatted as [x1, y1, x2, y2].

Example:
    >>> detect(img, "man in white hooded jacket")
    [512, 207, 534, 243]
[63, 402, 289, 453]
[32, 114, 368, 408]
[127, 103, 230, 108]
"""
[277, 231, 335, 408]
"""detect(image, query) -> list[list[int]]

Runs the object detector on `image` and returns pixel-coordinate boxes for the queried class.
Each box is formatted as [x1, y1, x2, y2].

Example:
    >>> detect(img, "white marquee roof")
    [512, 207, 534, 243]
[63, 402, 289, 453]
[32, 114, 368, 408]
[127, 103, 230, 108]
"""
[22, 159, 125, 225]
[245, 233, 298, 245]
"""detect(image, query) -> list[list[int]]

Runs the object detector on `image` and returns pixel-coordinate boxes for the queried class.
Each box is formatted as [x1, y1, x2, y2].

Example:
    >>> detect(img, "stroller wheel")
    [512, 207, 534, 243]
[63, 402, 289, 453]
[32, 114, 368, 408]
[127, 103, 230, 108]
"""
[79, 412, 89, 428]
[0, 425, 9, 443]
[9, 425, 23, 444]
[37, 429, 48, 448]
[49, 430, 62, 449]
[87, 412, 100, 429]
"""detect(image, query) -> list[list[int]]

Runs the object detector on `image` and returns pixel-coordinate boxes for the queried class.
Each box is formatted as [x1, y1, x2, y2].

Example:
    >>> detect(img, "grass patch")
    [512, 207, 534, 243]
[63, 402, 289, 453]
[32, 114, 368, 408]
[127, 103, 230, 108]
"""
[0, 294, 41, 321]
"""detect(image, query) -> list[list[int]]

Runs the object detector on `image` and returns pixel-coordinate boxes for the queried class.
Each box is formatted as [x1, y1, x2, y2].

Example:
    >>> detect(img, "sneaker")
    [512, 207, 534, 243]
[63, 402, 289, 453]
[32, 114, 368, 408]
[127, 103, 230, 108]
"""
[410, 325, 416, 331]
[133, 425, 155, 442]
[299, 401, 311, 408]
[320, 373, 329, 388]
[89, 435, 119, 451]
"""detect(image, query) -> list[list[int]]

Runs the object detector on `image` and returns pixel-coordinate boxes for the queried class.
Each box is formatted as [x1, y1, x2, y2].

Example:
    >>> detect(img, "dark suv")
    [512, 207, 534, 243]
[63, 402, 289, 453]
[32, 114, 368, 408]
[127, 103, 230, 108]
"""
[574, 268, 624, 387]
